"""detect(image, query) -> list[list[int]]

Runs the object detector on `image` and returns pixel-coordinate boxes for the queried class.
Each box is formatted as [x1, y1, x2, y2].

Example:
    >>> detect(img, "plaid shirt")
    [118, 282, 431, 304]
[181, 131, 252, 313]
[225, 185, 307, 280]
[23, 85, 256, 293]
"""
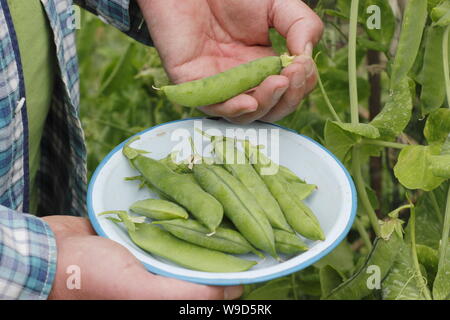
[0, 0, 151, 299]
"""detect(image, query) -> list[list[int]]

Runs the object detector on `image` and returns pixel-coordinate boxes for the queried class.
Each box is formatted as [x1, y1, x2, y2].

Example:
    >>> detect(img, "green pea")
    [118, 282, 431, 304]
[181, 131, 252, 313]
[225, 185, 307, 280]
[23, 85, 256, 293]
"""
[212, 138, 293, 233]
[123, 137, 223, 232]
[129, 199, 189, 220]
[274, 229, 309, 255]
[325, 233, 403, 300]
[243, 141, 325, 241]
[154, 219, 264, 258]
[193, 164, 278, 258]
[101, 212, 256, 272]
[420, 26, 447, 114]
[390, 0, 428, 88]
[160, 55, 294, 107]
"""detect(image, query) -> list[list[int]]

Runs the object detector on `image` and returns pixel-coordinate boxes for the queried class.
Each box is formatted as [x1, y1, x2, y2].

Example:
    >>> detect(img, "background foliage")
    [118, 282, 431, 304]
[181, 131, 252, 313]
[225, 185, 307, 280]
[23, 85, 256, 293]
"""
[77, 0, 450, 300]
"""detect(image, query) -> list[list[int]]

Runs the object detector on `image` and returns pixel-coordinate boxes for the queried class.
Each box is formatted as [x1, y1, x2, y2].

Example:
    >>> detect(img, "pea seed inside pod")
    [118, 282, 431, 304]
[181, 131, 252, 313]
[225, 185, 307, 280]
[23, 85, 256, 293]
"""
[160, 55, 295, 107]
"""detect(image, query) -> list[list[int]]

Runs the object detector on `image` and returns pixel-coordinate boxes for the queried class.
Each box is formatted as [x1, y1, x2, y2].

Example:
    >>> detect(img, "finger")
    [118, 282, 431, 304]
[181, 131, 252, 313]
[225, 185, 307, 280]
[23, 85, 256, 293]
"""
[143, 275, 244, 300]
[198, 94, 258, 118]
[226, 75, 289, 124]
[261, 59, 308, 122]
[270, 0, 324, 55]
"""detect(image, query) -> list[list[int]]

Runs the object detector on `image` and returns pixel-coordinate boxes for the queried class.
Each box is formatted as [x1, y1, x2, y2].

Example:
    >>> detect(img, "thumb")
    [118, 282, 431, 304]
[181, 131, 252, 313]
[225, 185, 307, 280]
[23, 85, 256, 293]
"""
[270, 0, 324, 55]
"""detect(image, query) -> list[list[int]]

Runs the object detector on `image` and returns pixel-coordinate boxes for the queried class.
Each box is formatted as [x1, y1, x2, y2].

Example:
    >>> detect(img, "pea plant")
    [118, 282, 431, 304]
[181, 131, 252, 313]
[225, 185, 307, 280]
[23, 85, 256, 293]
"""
[77, 1, 450, 300]
[261, 0, 450, 300]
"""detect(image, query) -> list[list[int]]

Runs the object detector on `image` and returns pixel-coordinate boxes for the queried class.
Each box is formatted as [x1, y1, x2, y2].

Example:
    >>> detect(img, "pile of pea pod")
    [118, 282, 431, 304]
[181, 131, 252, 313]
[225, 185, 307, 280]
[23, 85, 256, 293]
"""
[100, 135, 325, 273]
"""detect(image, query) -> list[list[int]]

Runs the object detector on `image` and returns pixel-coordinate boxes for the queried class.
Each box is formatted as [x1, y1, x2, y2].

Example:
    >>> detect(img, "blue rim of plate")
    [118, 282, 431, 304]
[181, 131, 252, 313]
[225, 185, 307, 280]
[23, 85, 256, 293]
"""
[87, 117, 357, 286]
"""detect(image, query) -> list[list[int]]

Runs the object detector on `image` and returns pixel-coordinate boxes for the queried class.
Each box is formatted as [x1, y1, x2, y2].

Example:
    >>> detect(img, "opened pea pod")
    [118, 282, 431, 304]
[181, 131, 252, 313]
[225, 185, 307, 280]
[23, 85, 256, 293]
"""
[158, 54, 296, 107]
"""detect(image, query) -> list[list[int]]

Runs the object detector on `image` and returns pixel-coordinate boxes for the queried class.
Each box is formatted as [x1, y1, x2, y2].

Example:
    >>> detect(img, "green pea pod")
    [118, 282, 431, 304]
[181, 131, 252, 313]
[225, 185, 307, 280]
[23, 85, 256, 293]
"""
[154, 219, 264, 257]
[101, 212, 256, 272]
[277, 165, 306, 184]
[213, 138, 292, 233]
[289, 182, 317, 201]
[274, 229, 309, 255]
[243, 141, 325, 241]
[160, 55, 295, 107]
[123, 137, 223, 232]
[325, 233, 403, 300]
[390, 0, 428, 88]
[193, 164, 277, 258]
[431, 1, 450, 26]
[159, 152, 192, 174]
[129, 199, 189, 220]
[420, 26, 447, 115]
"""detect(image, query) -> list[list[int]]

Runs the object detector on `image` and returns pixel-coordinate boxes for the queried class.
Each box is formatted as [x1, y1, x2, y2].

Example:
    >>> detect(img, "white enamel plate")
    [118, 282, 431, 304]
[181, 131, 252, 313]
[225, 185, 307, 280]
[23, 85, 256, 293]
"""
[87, 118, 357, 285]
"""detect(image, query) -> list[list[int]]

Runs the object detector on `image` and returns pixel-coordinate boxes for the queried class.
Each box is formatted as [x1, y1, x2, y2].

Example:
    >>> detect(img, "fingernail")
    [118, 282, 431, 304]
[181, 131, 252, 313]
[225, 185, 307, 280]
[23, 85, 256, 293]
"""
[304, 42, 313, 57]
[224, 286, 244, 300]
[293, 71, 306, 89]
[273, 87, 287, 102]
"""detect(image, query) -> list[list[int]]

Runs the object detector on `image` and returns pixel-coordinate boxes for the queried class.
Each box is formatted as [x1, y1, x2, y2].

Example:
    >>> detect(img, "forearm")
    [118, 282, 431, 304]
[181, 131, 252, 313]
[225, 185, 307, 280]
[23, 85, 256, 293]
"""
[0, 206, 56, 300]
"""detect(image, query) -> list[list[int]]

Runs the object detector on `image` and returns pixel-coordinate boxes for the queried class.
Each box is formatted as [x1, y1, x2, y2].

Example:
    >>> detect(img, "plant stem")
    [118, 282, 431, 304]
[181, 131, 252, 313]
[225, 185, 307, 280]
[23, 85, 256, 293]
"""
[352, 147, 381, 237]
[438, 186, 450, 273]
[291, 274, 298, 300]
[361, 139, 408, 150]
[443, 25, 450, 108]
[410, 204, 433, 300]
[317, 71, 342, 123]
[349, 0, 360, 124]
[354, 217, 373, 251]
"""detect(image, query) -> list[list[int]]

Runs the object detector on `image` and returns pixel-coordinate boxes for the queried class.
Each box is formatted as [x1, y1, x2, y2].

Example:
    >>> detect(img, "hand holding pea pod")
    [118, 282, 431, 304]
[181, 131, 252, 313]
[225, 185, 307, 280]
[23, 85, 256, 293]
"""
[141, 0, 323, 123]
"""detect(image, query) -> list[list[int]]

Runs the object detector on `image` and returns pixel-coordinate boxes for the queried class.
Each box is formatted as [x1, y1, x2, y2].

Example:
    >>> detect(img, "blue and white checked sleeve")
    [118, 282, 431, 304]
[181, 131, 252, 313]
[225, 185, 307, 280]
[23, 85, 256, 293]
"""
[76, 0, 152, 46]
[0, 206, 57, 300]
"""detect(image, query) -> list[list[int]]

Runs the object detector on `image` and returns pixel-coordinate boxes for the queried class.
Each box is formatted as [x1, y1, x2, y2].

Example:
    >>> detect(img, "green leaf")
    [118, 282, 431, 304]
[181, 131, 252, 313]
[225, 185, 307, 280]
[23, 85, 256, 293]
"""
[364, 0, 396, 50]
[429, 155, 450, 178]
[433, 243, 450, 299]
[243, 277, 292, 300]
[415, 183, 449, 249]
[324, 121, 359, 162]
[394, 145, 446, 191]
[333, 122, 381, 139]
[320, 266, 343, 298]
[416, 244, 439, 284]
[382, 243, 428, 300]
[314, 241, 355, 272]
[424, 109, 450, 145]
[370, 79, 413, 140]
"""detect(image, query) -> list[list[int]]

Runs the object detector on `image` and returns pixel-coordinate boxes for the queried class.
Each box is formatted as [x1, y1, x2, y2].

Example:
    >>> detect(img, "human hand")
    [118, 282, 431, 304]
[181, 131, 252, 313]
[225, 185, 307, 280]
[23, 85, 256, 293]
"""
[137, 0, 323, 123]
[43, 216, 243, 300]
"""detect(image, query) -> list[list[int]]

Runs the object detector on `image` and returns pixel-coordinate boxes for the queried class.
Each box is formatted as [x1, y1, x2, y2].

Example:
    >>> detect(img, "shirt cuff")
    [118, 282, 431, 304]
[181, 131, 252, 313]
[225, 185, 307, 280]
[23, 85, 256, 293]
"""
[0, 207, 57, 300]
[82, 0, 153, 46]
